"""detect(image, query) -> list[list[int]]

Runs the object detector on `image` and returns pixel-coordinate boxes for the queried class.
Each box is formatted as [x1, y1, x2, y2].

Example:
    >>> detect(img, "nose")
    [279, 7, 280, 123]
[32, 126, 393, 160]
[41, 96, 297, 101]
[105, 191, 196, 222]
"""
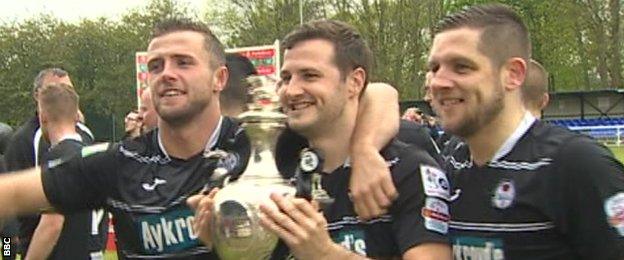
[429, 69, 454, 98]
[279, 78, 305, 99]
[149, 60, 178, 86]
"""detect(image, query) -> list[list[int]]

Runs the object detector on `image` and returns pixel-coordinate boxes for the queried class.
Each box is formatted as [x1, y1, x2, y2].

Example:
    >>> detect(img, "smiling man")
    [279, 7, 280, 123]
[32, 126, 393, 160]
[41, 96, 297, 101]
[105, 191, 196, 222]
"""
[259, 20, 450, 260]
[0, 18, 251, 259]
[428, 4, 624, 259]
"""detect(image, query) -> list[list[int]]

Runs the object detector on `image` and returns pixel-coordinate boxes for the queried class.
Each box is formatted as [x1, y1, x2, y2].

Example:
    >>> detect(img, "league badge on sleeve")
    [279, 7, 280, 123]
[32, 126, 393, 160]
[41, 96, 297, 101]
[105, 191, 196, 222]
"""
[421, 197, 450, 234]
[492, 180, 515, 209]
[420, 165, 450, 199]
[604, 192, 624, 236]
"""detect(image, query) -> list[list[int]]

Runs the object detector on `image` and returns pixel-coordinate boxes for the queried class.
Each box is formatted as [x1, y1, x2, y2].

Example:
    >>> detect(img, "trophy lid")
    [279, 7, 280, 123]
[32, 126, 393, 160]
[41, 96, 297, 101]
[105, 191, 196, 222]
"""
[237, 75, 287, 124]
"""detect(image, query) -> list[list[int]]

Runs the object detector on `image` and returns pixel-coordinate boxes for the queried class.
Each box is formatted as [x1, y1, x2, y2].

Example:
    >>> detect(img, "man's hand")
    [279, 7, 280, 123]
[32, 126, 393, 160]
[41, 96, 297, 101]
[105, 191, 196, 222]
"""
[259, 193, 343, 260]
[349, 145, 397, 220]
[187, 188, 219, 248]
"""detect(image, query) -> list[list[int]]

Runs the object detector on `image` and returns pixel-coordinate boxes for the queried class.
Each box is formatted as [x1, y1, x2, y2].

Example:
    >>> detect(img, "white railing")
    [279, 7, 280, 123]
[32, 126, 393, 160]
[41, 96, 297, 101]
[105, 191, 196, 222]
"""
[566, 125, 624, 145]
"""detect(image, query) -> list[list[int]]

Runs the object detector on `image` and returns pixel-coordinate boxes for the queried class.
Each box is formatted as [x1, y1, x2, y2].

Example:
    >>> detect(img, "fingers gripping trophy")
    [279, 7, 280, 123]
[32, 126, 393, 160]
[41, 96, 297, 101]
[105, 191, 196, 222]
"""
[210, 76, 330, 259]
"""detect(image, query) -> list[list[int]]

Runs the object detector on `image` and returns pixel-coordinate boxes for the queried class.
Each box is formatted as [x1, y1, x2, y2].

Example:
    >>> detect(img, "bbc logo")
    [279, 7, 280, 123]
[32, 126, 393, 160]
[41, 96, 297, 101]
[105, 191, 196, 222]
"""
[2, 237, 10, 257]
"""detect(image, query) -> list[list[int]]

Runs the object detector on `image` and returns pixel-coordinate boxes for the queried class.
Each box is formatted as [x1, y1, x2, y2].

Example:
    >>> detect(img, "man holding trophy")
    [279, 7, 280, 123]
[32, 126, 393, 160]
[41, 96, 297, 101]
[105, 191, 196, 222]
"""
[191, 20, 451, 260]
[0, 17, 401, 259]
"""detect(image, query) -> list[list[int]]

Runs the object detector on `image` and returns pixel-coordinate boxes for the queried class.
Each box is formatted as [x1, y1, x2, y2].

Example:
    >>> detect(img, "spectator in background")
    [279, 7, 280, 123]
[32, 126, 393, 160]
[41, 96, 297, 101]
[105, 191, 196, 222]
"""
[3, 67, 98, 258]
[0, 122, 13, 156]
[26, 82, 95, 260]
[0, 122, 17, 260]
[522, 59, 549, 119]
[124, 87, 159, 138]
[220, 53, 257, 117]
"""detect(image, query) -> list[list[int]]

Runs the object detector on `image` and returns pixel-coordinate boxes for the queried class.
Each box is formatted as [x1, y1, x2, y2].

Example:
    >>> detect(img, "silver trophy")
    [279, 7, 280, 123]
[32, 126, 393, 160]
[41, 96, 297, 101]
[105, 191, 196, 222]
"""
[210, 76, 296, 260]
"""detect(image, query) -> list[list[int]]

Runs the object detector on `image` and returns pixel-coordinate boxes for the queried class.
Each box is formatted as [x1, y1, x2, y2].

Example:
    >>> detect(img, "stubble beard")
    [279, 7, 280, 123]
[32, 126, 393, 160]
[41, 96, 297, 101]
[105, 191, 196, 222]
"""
[450, 84, 504, 139]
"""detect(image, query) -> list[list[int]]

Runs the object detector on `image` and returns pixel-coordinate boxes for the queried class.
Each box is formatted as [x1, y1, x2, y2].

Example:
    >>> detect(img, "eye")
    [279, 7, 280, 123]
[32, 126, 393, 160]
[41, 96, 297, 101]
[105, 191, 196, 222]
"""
[454, 63, 472, 74]
[302, 72, 319, 80]
[147, 60, 163, 73]
[428, 64, 440, 73]
[177, 57, 193, 67]
[280, 74, 292, 85]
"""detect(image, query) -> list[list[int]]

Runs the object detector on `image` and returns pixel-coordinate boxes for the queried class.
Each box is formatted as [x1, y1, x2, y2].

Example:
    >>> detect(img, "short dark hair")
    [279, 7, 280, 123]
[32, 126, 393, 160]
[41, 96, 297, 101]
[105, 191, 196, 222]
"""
[151, 17, 225, 69]
[282, 19, 373, 86]
[33, 68, 69, 95]
[221, 53, 257, 111]
[522, 59, 548, 109]
[38, 83, 79, 123]
[436, 4, 530, 68]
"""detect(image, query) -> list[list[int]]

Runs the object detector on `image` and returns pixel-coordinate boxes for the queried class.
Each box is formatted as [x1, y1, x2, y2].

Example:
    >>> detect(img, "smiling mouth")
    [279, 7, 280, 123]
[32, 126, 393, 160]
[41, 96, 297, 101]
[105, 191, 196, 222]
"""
[287, 102, 314, 112]
[161, 89, 185, 97]
[439, 98, 464, 107]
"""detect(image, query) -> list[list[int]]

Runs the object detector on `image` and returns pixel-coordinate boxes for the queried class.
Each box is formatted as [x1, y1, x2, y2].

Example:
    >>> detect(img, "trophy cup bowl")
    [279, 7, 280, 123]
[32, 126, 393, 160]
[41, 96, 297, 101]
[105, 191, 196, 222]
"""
[211, 76, 296, 260]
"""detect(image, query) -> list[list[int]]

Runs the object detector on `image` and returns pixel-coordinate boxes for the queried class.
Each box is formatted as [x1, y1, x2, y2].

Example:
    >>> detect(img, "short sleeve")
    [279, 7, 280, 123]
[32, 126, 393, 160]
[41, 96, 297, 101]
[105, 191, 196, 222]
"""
[42, 142, 117, 213]
[390, 148, 450, 254]
[559, 136, 624, 259]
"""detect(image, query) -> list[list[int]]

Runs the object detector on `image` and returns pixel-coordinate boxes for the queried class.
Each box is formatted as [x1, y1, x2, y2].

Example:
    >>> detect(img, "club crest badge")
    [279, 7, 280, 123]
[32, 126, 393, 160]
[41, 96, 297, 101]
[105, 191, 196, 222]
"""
[300, 148, 320, 173]
[492, 180, 515, 209]
[604, 192, 624, 236]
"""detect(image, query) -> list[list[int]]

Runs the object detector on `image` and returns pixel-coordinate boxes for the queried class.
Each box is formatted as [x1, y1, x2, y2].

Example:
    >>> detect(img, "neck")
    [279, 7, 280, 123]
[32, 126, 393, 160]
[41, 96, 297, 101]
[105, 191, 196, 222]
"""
[221, 104, 245, 118]
[159, 102, 221, 159]
[466, 99, 526, 166]
[47, 121, 78, 145]
[309, 101, 358, 173]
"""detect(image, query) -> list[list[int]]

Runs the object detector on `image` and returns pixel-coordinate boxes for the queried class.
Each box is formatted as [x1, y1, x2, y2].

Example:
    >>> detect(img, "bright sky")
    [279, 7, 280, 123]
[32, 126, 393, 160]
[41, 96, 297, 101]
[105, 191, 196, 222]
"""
[0, 0, 207, 23]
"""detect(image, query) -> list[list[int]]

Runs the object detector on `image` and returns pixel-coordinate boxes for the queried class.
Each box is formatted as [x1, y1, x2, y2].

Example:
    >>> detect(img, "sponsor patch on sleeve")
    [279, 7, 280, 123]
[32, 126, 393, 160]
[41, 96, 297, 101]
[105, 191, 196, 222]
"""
[421, 197, 449, 234]
[81, 143, 110, 158]
[420, 165, 450, 199]
[604, 192, 624, 236]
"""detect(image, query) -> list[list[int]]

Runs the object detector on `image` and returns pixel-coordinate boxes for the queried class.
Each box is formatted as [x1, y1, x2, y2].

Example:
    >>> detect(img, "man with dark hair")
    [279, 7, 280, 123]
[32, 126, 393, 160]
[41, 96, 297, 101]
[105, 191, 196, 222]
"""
[429, 4, 624, 259]
[522, 59, 549, 118]
[193, 19, 451, 259]
[220, 53, 257, 117]
[277, 19, 402, 221]
[0, 17, 399, 259]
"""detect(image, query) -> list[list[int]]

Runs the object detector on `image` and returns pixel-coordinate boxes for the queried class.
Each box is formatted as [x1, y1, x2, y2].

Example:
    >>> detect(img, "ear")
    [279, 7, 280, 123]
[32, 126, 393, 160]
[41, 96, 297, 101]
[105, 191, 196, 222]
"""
[540, 92, 550, 110]
[212, 65, 229, 92]
[504, 57, 527, 91]
[347, 67, 366, 98]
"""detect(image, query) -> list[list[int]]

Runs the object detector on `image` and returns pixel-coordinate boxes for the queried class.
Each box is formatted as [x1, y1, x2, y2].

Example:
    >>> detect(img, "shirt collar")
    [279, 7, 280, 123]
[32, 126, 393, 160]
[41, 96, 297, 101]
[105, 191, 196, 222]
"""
[491, 111, 536, 162]
[50, 133, 82, 148]
[157, 116, 224, 159]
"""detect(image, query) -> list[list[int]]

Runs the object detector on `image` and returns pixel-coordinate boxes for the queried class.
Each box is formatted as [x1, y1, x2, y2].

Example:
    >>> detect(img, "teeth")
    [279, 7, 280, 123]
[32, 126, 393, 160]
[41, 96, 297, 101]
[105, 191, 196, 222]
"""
[288, 102, 312, 111]
[163, 90, 182, 97]
[441, 99, 461, 106]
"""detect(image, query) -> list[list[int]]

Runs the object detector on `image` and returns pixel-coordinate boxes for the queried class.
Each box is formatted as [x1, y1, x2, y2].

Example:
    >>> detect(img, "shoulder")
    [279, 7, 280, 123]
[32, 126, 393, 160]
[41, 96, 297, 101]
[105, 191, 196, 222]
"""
[383, 140, 443, 185]
[383, 140, 439, 169]
[118, 130, 158, 157]
[526, 121, 600, 159]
